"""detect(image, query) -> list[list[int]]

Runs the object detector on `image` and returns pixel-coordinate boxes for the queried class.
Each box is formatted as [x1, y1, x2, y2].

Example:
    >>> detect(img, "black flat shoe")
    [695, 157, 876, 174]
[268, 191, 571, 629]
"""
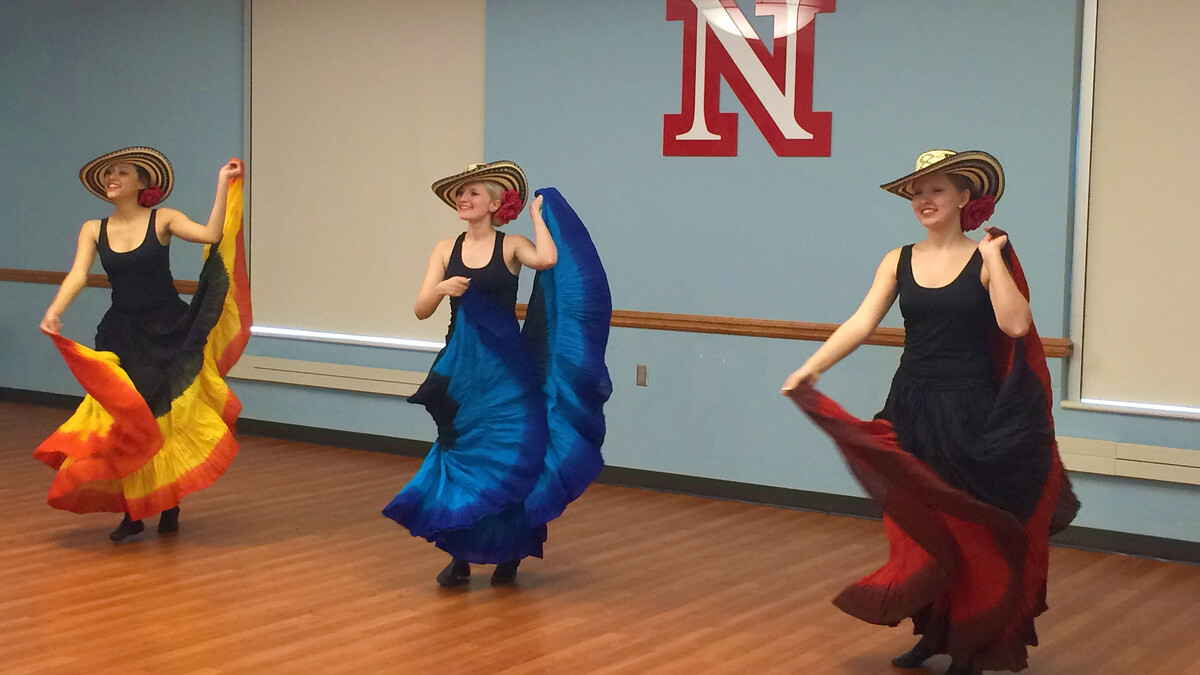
[945, 665, 980, 675]
[109, 515, 145, 542]
[491, 560, 520, 586]
[891, 643, 935, 668]
[157, 506, 180, 534]
[436, 559, 471, 588]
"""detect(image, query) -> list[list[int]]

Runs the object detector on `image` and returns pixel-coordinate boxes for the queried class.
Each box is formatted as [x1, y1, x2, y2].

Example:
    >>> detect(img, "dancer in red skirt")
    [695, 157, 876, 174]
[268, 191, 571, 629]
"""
[783, 150, 1078, 674]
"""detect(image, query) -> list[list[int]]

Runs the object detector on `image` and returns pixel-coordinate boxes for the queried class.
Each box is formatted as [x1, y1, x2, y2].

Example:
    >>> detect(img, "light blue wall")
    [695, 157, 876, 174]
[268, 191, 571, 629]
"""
[2, 1, 1197, 543]
[486, 0, 1075, 328]
[0, 0, 246, 404]
[0, 0, 245, 279]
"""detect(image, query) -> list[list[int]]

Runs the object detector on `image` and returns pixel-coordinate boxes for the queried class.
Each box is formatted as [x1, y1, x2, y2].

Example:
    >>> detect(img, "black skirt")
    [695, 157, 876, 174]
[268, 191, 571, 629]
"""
[877, 354, 1054, 523]
[94, 296, 192, 417]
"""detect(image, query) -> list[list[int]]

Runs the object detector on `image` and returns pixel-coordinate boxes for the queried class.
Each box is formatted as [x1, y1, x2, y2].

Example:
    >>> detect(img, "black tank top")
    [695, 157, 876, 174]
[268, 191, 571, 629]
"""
[97, 210, 180, 311]
[896, 244, 995, 378]
[444, 232, 519, 335]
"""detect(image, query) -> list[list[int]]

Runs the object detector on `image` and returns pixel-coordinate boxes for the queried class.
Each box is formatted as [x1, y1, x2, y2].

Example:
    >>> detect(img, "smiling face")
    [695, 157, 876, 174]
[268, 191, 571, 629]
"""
[101, 162, 148, 202]
[909, 172, 972, 231]
[454, 180, 502, 223]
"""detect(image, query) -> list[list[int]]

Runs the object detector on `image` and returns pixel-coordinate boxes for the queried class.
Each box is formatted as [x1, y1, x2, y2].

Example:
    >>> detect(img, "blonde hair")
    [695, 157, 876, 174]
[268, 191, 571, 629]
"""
[480, 180, 504, 202]
[456, 180, 508, 226]
[455, 179, 503, 200]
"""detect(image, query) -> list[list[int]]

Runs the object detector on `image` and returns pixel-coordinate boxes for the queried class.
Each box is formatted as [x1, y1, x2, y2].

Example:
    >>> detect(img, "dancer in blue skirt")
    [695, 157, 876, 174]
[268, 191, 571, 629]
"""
[384, 161, 612, 587]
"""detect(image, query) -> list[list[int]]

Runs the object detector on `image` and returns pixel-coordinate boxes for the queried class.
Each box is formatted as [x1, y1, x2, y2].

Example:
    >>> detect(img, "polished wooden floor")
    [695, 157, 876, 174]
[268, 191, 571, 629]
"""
[3, 401, 1199, 674]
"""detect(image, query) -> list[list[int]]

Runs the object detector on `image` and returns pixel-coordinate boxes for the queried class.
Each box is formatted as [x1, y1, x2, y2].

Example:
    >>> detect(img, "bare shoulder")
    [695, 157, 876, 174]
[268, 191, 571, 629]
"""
[496, 233, 528, 274]
[431, 236, 457, 263]
[154, 207, 186, 230]
[80, 219, 101, 241]
[877, 247, 903, 277]
[154, 207, 186, 222]
[504, 233, 533, 247]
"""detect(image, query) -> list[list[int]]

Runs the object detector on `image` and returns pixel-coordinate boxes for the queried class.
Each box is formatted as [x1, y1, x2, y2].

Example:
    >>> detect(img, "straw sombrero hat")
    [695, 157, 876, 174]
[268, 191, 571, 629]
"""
[79, 146, 174, 202]
[431, 160, 527, 210]
[880, 149, 1004, 202]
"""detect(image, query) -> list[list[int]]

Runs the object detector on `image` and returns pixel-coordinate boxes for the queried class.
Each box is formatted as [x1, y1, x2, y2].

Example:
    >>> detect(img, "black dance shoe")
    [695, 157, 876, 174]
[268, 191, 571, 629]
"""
[109, 514, 145, 542]
[891, 642, 935, 668]
[157, 506, 180, 534]
[491, 560, 520, 586]
[944, 665, 980, 675]
[436, 559, 471, 588]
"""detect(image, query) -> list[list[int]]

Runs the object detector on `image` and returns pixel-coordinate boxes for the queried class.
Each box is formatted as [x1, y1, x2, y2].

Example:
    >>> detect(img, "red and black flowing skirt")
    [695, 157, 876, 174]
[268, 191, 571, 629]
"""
[791, 242, 1078, 673]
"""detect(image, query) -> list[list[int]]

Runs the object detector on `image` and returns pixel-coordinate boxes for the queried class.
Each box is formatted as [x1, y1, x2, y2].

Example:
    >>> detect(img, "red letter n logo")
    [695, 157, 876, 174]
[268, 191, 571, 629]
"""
[664, 0, 834, 157]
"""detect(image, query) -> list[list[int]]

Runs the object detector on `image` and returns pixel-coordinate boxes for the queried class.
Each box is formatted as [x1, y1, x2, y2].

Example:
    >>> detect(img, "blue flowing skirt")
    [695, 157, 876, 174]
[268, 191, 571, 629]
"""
[383, 188, 612, 563]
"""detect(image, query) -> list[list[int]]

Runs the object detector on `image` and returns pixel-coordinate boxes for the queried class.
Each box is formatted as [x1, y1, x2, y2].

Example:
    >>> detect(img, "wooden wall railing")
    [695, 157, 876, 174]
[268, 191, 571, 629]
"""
[1, 268, 1073, 357]
[1, 268, 198, 295]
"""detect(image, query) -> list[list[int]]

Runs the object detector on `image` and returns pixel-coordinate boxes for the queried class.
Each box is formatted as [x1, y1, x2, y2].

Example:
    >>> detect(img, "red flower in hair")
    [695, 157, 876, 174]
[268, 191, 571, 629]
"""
[138, 185, 164, 208]
[960, 195, 995, 232]
[493, 189, 522, 225]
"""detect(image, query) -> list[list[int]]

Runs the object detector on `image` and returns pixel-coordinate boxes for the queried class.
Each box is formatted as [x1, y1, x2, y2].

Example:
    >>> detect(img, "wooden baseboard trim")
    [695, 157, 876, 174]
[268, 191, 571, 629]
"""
[236, 417, 433, 457]
[0, 387, 82, 409]
[595, 465, 884, 519]
[1050, 526, 1200, 566]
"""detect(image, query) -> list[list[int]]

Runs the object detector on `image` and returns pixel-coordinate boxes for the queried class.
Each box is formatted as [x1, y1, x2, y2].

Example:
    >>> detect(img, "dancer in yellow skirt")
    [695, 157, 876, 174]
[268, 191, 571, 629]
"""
[36, 147, 252, 541]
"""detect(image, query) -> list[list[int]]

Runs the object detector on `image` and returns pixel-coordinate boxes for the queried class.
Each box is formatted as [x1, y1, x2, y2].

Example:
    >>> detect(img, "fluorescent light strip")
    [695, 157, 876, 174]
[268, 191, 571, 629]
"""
[250, 326, 444, 352]
[1081, 398, 1200, 417]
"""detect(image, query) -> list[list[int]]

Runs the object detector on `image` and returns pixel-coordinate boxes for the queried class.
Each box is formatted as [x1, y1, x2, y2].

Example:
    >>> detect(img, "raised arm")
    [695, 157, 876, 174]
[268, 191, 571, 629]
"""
[414, 239, 469, 320]
[40, 221, 100, 334]
[511, 194, 557, 271]
[159, 159, 244, 245]
[781, 248, 902, 392]
[979, 230, 1032, 338]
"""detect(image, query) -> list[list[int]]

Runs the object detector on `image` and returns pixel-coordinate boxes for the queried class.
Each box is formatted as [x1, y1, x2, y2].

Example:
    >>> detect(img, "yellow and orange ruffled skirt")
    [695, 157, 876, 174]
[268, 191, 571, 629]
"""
[34, 174, 251, 520]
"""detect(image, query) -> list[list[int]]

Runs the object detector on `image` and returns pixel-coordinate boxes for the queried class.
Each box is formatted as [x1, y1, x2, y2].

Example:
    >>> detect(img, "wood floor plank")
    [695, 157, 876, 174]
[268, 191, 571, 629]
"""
[2, 401, 1199, 674]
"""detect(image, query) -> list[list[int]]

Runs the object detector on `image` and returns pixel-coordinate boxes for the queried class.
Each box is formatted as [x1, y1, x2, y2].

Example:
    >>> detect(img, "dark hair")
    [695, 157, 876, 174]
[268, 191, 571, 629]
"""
[134, 165, 152, 190]
[103, 162, 153, 190]
[947, 173, 978, 199]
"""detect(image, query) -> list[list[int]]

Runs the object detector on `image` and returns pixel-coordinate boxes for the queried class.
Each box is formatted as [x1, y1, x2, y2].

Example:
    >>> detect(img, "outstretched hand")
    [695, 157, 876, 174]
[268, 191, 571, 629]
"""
[40, 310, 62, 336]
[781, 366, 819, 394]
